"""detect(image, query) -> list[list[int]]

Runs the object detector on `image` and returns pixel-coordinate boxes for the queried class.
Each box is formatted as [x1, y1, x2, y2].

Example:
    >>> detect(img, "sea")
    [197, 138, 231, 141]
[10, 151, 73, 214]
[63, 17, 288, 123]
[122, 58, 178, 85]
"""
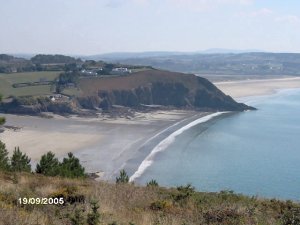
[132, 88, 300, 201]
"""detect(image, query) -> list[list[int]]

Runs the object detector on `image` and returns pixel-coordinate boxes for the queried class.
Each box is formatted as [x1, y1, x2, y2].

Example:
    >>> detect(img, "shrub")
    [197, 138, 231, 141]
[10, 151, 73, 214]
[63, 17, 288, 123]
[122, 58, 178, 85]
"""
[150, 200, 172, 211]
[174, 184, 195, 201]
[70, 209, 85, 225]
[146, 179, 159, 187]
[282, 206, 300, 225]
[49, 186, 86, 205]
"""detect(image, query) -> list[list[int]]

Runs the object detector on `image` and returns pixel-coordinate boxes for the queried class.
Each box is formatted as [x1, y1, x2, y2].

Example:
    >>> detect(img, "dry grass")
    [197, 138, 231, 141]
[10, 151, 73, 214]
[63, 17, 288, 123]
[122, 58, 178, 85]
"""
[0, 172, 299, 225]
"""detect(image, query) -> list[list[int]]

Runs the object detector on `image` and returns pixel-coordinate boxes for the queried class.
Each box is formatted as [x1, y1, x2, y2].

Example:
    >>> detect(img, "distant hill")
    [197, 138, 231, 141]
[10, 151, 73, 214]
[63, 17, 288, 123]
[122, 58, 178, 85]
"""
[83, 51, 186, 61]
[84, 49, 265, 61]
[31, 54, 81, 64]
[101, 52, 300, 76]
[200, 48, 264, 54]
[2, 52, 300, 76]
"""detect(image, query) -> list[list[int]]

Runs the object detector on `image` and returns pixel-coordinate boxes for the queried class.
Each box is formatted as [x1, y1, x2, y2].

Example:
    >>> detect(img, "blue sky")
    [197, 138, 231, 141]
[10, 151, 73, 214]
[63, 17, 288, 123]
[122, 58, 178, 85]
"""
[0, 0, 299, 55]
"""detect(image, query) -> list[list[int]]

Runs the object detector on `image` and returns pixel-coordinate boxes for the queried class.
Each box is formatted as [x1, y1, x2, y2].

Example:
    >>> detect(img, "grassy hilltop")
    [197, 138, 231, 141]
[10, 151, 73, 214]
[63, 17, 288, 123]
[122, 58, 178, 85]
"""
[0, 71, 60, 98]
[0, 171, 299, 225]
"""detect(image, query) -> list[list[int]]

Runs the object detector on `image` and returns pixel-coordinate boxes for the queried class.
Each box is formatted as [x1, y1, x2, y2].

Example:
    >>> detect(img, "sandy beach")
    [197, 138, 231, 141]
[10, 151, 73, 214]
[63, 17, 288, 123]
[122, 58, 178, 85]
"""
[0, 110, 205, 179]
[215, 77, 300, 99]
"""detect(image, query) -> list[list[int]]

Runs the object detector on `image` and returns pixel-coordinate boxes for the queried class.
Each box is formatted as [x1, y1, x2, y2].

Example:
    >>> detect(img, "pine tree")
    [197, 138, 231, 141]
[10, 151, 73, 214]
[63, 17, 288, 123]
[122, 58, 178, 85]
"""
[0, 141, 10, 171]
[59, 152, 85, 178]
[0, 117, 5, 126]
[36, 151, 60, 176]
[10, 147, 31, 172]
[87, 201, 100, 225]
[116, 169, 129, 184]
[0, 94, 6, 126]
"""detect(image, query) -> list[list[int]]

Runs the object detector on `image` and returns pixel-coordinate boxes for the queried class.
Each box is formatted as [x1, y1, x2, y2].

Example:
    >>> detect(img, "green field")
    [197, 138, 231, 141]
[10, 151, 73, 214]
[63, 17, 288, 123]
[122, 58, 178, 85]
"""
[0, 71, 60, 97]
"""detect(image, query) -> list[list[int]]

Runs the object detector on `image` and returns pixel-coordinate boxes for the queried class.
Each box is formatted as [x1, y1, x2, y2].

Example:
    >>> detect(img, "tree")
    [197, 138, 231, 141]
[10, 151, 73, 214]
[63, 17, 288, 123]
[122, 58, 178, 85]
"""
[10, 147, 31, 172]
[36, 151, 60, 176]
[0, 94, 5, 126]
[116, 169, 129, 184]
[0, 117, 5, 126]
[0, 141, 10, 171]
[59, 152, 85, 178]
[87, 201, 100, 225]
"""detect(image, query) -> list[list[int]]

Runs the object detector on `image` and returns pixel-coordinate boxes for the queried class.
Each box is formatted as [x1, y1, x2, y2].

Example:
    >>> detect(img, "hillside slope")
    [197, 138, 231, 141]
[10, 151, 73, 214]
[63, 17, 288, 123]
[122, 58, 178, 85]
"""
[77, 69, 254, 112]
[0, 171, 298, 225]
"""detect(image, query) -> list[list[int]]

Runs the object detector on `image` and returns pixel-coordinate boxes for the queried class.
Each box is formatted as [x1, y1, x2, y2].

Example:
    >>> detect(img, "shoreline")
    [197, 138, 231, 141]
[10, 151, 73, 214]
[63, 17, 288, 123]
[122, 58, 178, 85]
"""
[129, 112, 227, 182]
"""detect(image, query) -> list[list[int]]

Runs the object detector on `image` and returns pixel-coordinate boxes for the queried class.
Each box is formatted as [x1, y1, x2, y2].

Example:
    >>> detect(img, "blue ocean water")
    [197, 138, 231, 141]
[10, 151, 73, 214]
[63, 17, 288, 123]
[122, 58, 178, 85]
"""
[136, 89, 300, 200]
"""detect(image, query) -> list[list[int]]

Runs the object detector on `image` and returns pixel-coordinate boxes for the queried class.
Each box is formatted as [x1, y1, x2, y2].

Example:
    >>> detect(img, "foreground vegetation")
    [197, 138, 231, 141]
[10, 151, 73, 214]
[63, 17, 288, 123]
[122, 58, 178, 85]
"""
[0, 171, 300, 225]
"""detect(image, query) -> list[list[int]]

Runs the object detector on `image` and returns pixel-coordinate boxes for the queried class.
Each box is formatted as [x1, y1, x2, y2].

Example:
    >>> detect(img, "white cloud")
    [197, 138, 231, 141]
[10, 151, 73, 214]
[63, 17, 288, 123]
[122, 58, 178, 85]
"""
[275, 15, 300, 24]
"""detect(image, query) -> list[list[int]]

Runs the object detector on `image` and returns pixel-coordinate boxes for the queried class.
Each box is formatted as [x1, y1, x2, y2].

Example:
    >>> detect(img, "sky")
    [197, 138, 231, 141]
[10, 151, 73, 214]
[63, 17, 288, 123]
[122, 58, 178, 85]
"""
[0, 0, 300, 55]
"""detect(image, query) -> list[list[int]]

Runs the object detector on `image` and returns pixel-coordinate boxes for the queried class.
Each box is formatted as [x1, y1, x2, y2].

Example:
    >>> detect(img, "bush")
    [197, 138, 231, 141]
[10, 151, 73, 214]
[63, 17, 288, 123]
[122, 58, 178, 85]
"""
[116, 169, 129, 184]
[174, 184, 195, 202]
[10, 147, 31, 172]
[146, 179, 159, 187]
[70, 209, 85, 225]
[150, 200, 172, 211]
[282, 206, 300, 225]
[13, 96, 38, 106]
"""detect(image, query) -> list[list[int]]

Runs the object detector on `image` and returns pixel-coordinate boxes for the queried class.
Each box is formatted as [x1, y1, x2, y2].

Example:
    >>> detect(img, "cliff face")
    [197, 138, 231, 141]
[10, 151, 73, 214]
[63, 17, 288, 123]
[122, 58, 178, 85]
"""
[77, 70, 254, 112]
[0, 97, 77, 115]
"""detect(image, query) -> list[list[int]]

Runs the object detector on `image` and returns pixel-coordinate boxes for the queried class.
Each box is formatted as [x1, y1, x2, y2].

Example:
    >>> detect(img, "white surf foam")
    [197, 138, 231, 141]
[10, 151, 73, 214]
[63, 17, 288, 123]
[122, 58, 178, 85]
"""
[129, 112, 226, 182]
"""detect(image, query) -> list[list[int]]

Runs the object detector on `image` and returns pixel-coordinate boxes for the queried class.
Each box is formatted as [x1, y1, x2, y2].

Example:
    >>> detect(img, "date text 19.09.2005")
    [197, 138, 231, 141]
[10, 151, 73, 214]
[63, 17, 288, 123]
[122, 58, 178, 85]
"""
[18, 197, 64, 205]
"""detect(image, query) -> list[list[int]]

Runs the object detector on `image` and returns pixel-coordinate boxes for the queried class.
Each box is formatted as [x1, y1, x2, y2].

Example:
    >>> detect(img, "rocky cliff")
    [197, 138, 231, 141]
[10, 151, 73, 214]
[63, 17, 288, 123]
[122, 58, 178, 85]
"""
[76, 70, 255, 112]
